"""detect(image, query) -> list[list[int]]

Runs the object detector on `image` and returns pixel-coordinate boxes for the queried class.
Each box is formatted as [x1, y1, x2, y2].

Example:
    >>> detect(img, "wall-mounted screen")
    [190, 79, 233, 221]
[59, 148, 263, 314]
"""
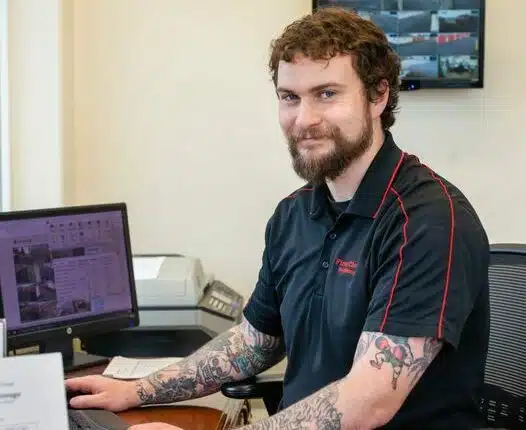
[313, 0, 485, 90]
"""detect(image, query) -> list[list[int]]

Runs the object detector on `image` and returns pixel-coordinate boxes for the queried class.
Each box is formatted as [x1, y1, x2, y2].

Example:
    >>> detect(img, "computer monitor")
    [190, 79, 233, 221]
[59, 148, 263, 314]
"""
[0, 202, 139, 371]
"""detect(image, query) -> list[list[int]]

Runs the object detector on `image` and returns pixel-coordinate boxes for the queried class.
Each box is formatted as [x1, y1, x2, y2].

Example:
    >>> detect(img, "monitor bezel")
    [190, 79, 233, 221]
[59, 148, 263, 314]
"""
[0, 202, 140, 349]
[311, 0, 486, 90]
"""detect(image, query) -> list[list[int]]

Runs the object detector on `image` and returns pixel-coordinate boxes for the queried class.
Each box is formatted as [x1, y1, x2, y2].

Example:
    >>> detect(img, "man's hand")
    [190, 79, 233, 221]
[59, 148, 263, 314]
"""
[128, 423, 183, 430]
[65, 318, 284, 411]
[65, 375, 141, 412]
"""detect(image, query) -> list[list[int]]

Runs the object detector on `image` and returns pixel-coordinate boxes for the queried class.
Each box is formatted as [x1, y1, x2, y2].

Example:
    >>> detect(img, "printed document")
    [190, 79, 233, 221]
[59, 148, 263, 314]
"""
[0, 352, 68, 429]
[103, 355, 183, 379]
[133, 256, 165, 280]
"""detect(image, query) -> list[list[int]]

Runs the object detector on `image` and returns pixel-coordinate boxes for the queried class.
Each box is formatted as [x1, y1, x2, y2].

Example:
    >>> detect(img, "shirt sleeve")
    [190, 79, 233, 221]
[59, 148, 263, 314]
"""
[242, 216, 283, 337]
[363, 205, 489, 348]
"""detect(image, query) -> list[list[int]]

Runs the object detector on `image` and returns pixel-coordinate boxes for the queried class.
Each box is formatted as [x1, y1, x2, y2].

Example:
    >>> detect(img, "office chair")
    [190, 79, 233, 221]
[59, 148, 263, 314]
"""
[479, 243, 526, 429]
[221, 373, 284, 416]
[221, 243, 526, 428]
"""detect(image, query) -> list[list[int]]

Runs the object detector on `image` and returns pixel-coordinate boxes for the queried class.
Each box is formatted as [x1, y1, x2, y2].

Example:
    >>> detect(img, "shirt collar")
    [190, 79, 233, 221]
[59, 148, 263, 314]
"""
[309, 131, 405, 220]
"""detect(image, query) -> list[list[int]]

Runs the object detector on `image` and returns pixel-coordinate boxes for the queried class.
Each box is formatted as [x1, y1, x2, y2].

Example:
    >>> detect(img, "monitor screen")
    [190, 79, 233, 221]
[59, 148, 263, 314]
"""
[313, 0, 485, 89]
[0, 203, 139, 370]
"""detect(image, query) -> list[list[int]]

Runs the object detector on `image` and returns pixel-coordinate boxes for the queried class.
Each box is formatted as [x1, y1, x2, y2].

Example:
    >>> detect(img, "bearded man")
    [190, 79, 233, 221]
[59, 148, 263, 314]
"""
[66, 7, 490, 430]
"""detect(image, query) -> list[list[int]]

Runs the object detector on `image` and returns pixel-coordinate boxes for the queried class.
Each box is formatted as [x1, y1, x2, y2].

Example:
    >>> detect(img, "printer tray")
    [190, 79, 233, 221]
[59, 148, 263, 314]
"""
[81, 329, 214, 358]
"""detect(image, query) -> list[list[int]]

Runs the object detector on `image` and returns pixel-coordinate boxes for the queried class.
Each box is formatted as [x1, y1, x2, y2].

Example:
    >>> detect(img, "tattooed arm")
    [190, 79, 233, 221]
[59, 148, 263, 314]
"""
[238, 332, 442, 430]
[135, 316, 285, 405]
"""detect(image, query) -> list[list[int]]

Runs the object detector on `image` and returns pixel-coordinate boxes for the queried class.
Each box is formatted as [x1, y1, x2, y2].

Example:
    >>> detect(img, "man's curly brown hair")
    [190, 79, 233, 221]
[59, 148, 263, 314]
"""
[269, 7, 401, 130]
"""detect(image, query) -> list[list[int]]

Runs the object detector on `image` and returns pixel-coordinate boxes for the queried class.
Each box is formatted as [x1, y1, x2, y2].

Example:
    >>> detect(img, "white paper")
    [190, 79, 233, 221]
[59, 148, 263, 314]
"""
[0, 353, 68, 429]
[103, 355, 183, 380]
[0, 319, 5, 357]
[132, 256, 165, 280]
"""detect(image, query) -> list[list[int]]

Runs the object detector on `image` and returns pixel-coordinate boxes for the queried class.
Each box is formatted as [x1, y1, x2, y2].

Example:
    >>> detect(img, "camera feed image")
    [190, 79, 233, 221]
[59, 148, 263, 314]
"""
[438, 9, 479, 33]
[317, 0, 385, 10]
[363, 10, 437, 34]
[439, 0, 480, 9]
[439, 55, 478, 80]
[13, 243, 93, 323]
[396, 0, 442, 10]
[14, 244, 57, 322]
[396, 0, 480, 9]
[365, 11, 398, 33]
[390, 32, 477, 57]
[398, 11, 437, 33]
[436, 33, 478, 55]
[401, 55, 438, 79]
[61, 297, 92, 315]
[390, 33, 437, 56]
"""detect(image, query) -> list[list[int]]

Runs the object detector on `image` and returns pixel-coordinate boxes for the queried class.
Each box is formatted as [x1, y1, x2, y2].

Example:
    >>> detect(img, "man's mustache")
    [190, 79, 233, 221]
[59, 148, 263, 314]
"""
[290, 128, 332, 142]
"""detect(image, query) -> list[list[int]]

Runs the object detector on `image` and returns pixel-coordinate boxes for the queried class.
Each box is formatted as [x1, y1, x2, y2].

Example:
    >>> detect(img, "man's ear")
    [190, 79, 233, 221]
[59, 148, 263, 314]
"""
[370, 79, 390, 119]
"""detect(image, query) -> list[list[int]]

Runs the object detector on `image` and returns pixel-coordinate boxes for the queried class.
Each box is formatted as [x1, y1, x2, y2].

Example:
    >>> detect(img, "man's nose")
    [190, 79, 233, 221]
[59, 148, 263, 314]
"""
[295, 101, 322, 130]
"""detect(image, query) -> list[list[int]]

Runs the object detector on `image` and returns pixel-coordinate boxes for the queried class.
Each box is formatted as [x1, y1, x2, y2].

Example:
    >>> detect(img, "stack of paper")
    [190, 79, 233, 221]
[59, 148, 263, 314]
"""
[102, 355, 183, 379]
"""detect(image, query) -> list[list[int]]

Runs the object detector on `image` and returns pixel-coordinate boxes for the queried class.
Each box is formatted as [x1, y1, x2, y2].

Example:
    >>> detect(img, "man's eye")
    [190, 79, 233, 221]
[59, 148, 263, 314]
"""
[320, 90, 336, 99]
[282, 94, 298, 102]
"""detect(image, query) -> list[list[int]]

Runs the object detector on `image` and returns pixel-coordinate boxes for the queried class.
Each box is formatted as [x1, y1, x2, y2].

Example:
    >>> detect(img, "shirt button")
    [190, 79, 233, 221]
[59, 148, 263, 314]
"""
[329, 233, 337, 240]
[322, 261, 329, 269]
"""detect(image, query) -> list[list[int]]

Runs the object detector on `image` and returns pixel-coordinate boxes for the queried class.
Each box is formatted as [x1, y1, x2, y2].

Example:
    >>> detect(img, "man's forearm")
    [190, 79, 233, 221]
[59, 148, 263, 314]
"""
[240, 331, 441, 430]
[239, 379, 346, 430]
[238, 378, 388, 430]
[135, 319, 284, 405]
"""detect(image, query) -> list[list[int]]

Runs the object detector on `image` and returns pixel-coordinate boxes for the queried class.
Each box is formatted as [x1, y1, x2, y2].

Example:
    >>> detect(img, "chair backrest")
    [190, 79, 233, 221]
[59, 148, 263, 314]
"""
[480, 243, 526, 429]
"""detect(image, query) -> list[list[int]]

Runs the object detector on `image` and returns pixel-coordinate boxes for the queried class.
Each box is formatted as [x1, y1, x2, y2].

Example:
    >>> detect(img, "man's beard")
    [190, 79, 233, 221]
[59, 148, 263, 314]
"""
[287, 114, 373, 184]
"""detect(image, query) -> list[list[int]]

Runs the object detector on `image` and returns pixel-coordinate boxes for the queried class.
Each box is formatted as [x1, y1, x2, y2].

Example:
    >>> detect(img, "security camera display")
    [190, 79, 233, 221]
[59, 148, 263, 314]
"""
[316, 0, 484, 84]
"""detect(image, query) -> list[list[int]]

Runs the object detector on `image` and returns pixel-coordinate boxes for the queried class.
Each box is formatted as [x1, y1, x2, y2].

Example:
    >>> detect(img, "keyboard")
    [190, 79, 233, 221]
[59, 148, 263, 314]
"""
[68, 409, 129, 430]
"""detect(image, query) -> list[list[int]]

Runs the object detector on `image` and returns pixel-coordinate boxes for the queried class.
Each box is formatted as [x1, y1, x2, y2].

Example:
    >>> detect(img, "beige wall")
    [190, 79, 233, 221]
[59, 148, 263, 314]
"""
[71, 0, 312, 296]
[8, 0, 73, 209]
[8, 0, 526, 298]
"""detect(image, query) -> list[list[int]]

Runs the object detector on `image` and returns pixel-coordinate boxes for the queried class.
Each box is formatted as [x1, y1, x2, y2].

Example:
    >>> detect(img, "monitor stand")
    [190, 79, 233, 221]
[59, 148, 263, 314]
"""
[40, 337, 110, 373]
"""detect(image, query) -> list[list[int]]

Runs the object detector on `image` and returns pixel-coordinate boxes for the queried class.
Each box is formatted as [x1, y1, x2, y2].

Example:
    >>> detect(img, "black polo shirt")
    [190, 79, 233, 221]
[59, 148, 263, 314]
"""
[243, 131, 490, 429]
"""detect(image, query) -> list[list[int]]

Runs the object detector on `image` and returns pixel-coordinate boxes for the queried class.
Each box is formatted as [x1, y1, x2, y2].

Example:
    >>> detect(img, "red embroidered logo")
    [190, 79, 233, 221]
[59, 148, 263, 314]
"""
[335, 258, 358, 275]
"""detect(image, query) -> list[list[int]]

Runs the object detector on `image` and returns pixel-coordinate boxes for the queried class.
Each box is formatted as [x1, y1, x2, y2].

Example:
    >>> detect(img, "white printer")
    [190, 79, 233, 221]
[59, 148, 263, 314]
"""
[132, 254, 244, 335]
[134, 254, 207, 307]
[80, 254, 244, 358]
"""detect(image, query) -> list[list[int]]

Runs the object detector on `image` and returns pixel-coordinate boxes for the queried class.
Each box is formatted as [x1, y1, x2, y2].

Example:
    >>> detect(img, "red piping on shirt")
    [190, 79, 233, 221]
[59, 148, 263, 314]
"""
[372, 152, 406, 219]
[424, 167, 455, 339]
[380, 186, 409, 332]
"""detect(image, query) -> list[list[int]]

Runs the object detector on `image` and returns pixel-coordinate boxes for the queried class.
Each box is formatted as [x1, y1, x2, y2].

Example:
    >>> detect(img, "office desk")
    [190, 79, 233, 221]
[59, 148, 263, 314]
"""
[66, 363, 250, 429]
